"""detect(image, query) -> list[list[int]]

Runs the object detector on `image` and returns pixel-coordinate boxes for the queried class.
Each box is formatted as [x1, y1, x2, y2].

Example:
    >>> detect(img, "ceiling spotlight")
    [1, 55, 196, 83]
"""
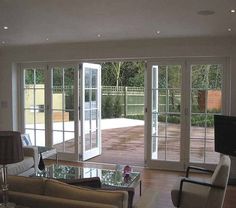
[156, 30, 161, 34]
[46, 38, 49, 41]
[3, 26, 8, 30]
[228, 28, 232, 32]
[97, 34, 101, 38]
[230, 9, 235, 13]
[1, 41, 5, 44]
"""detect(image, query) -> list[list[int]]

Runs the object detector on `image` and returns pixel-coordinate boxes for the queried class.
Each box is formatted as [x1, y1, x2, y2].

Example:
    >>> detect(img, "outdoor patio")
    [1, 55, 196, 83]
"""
[53, 118, 219, 167]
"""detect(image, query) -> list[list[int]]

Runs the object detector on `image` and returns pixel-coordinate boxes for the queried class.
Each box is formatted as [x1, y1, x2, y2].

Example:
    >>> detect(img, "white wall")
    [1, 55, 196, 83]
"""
[0, 37, 235, 130]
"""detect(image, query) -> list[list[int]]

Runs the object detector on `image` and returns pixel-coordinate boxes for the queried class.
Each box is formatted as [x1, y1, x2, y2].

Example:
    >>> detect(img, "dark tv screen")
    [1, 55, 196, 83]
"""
[214, 115, 236, 156]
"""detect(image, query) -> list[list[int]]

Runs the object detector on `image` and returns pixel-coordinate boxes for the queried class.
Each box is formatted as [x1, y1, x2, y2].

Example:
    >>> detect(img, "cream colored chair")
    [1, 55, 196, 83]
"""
[171, 155, 231, 208]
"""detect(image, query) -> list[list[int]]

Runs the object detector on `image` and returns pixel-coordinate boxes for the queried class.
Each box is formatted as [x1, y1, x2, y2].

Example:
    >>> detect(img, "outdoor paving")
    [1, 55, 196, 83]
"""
[88, 125, 145, 166]
[53, 118, 219, 166]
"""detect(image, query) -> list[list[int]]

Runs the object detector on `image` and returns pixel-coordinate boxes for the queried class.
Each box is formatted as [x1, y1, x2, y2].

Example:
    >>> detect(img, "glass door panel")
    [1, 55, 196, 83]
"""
[81, 63, 101, 160]
[190, 64, 223, 164]
[51, 67, 75, 154]
[151, 64, 182, 164]
[23, 68, 46, 146]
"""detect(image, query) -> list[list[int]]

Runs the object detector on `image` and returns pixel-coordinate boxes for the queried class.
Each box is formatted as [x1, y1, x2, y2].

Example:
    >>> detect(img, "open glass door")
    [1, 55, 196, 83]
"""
[147, 61, 184, 170]
[81, 63, 101, 160]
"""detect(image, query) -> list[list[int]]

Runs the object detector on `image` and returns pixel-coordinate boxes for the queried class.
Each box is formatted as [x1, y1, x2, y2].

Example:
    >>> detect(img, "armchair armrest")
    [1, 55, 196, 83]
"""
[186, 166, 214, 177]
[23, 146, 39, 172]
[177, 178, 224, 207]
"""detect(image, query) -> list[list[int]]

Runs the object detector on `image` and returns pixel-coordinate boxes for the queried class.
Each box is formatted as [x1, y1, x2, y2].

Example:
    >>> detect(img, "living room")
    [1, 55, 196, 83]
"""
[0, 1, 236, 208]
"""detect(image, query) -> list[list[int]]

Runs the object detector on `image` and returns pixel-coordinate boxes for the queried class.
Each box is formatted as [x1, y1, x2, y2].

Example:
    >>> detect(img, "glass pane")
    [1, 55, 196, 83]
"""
[192, 90, 205, 113]
[53, 111, 63, 130]
[167, 115, 180, 137]
[85, 69, 91, 88]
[207, 90, 222, 113]
[35, 130, 45, 146]
[158, 137, 165, 160]
[158, 67, 166, 88]
[168, 66, 181, 88]
[35, 69, 45, 85]
[190, 125, 205, 139]
[152, 90, 157, 112]
[152, 114, 158, 135]
[65, 132, 75, 153]
[24, 89, 34, 108]
[167, 138, 180, 161]
[91, 69, 97, 88]
[53, 89, 63, 110]
[190, 63, 222, 164]
[158, 90, 166, 112]
[25, 110, 34, 126]
[191, 65, 208, 89]
[35, 89, 45, 106]
[208, 65, 223, 89]
[35, 112, 45, 129]
[64, 68, 74, 86]
[158, 117, 166, 136]
[190, 138, 204, 163]
[24, 69, 34, 85]
[152, 136, 157, 154]
[91, 89, 97, 103]
[64, 110, 74, 131]
[65, 89, 74, 110]
[91, 130, 98, 148]
[25, 129, 35, 145]
[85, 89, 90, 104]
[191, 114, 206, 127]
[168, 90, 181, 112]
[53, 68, 63, 87]
[53, 131, 63, 151]
[205, 140, 220, 163]
[85, 133, 91, 151]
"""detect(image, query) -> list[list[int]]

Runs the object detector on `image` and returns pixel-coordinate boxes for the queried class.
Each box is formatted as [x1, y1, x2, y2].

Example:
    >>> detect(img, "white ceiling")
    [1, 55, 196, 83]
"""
[0, 0, 235, 46]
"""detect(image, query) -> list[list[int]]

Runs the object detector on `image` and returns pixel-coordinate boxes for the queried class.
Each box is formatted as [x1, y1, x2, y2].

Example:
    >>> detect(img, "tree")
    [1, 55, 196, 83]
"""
[112, 62, 123, 89]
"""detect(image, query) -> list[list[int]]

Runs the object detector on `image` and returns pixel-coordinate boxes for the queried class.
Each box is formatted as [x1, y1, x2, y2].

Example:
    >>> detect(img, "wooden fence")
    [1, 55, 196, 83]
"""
[102, 86, 145, 116]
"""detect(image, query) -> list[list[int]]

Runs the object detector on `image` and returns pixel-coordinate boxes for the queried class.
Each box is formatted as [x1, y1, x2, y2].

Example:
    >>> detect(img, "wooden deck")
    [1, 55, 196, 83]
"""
[54, 123, 219, 166]
[88, 125, 145, 166]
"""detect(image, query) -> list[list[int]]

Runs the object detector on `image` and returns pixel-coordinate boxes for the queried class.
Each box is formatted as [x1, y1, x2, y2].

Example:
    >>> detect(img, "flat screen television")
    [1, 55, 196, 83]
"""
[214, 115, 236, 156]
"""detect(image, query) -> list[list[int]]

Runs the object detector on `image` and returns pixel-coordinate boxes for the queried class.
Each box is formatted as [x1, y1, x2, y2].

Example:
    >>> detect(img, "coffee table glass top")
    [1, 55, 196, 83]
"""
[36, 164, 140, 188]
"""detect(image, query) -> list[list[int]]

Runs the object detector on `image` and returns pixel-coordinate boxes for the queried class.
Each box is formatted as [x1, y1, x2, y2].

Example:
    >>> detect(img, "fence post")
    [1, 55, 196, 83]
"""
[124, 86, 127, 116]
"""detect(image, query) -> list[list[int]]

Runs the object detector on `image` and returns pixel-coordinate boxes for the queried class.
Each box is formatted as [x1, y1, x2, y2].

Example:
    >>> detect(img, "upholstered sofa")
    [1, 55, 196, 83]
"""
[3, 175, 158, 208]
[6, 146, 38, 176]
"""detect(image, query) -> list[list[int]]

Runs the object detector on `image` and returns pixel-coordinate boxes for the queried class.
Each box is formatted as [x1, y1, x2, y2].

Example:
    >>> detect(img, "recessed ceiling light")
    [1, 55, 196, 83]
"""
[1, 41, 5, 44]
[97, 34, 101, 38]
[230, 9, 235, 13]
[228, 28, 232, 32]
[197, 10, 215, 16]
[156, 30, 161, 34]
[46, 38, 49, 41]
[3, 26, 8, 30]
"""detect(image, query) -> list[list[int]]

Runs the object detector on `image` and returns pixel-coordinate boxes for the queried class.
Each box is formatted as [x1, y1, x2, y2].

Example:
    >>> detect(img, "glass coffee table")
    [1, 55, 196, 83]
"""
[36, 164, 142, 195]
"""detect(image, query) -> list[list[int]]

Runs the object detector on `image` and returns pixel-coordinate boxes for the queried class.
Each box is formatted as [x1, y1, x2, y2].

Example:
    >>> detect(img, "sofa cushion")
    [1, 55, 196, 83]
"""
[8, 191, 117, 208]
[7, 156, 34, 175]
[8, 176, 45, 195]
[44, 179, 128, 208]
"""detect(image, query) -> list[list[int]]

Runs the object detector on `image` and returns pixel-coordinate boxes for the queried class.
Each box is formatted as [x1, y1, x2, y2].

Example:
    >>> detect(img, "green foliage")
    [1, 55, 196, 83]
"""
[101, 61, 145, 87]
[113, 96, 122, 118]
[25, 69, 44, 84]
[102, 95, 123, 118]
[126, 114, 144, 120]
[102, 95, 113, 118]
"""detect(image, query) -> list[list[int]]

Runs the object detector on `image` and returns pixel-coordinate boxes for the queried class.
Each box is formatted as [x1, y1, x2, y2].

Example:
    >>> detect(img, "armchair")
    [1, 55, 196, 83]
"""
[171, 155, 231, 208]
